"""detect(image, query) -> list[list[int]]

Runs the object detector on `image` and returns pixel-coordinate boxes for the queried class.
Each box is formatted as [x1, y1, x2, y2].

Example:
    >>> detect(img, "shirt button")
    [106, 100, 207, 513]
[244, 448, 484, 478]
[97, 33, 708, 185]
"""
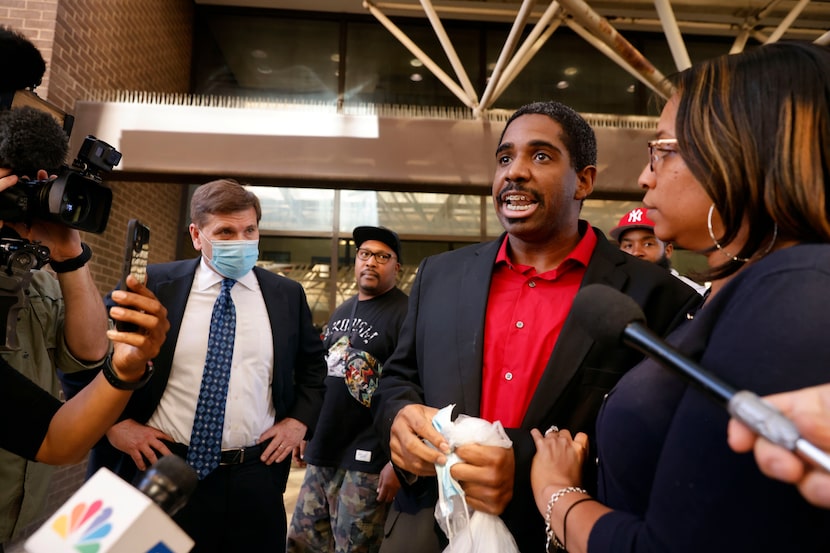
[528, 280, 536, 288]
[603, 393, 609, 400]
[516, 321, 524, 329]
[505, 372, 513, 381]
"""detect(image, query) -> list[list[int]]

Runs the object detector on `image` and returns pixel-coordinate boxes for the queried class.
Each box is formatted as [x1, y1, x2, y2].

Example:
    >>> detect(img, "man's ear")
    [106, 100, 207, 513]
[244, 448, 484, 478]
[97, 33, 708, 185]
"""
[665, 242, 674, 259]
[574, 165, 596, 200]
[189, 223, 202, 251]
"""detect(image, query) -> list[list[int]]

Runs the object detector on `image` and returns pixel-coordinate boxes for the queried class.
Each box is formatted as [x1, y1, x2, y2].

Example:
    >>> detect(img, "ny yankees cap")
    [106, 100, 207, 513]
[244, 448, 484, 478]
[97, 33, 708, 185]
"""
[609, 207, 658, 241]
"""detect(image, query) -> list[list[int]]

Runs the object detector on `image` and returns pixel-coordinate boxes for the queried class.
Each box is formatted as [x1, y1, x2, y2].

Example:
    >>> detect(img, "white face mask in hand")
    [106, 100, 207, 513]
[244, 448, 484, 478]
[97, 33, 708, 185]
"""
[432, 405, 519, 553]
[207, 239, 259, 279]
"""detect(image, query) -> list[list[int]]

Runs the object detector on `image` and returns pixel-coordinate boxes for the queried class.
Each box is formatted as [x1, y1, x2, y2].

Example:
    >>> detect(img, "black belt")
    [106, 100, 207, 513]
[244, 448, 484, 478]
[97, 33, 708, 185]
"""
[164, 440, 270, 466]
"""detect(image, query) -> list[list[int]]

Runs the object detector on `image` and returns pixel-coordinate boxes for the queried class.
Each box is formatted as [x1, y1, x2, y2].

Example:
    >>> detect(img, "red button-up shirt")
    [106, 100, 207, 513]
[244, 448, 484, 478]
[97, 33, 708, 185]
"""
[480, 225, 598, 427]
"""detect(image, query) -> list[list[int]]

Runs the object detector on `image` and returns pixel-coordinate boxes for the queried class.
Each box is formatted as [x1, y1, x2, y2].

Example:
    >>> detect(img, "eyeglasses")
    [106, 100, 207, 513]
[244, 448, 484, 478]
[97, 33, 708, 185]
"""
[648, 138, 679, 172]
[356, 248, 395, 264]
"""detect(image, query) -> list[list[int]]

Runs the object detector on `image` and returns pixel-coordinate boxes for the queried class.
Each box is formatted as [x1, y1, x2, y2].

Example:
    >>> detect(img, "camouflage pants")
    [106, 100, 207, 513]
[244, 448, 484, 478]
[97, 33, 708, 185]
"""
[286, 465, 390, 553]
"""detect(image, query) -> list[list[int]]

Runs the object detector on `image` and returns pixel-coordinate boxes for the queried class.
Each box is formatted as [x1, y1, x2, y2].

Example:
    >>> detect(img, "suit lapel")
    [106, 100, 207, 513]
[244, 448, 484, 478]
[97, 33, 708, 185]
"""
[456, 239, 501, 416]
[254, 266, 281, 364]
[522, 233, 629, 427]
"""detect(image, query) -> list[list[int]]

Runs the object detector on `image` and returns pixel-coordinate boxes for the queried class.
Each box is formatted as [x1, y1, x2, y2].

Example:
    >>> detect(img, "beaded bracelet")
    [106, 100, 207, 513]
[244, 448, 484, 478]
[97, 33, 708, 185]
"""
[544, 486, 587, 552]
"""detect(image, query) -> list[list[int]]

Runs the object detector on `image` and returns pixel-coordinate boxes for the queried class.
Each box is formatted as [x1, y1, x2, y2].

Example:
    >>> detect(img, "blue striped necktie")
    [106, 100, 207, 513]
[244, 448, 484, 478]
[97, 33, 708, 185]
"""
[187, 278, 236, 479]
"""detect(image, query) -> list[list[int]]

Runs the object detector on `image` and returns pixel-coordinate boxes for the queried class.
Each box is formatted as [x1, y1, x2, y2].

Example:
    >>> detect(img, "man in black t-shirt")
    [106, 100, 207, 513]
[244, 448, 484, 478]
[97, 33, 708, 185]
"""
[287, 226, 408, 553]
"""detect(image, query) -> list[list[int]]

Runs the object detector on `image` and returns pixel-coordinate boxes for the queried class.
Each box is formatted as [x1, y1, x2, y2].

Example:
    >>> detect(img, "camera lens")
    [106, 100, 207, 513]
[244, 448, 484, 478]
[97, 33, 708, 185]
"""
[59, 180, 93, 225]
[37, 172, 112, 233]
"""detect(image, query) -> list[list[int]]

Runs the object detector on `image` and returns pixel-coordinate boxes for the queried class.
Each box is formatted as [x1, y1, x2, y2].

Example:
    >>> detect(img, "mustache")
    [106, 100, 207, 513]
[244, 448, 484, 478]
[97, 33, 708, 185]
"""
[497, 182, 541, 204]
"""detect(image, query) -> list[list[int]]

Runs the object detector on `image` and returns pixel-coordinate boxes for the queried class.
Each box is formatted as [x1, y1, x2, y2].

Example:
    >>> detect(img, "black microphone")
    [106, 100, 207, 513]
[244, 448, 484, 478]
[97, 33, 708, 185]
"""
[572, 283, 830, 473]
[135, 455, 198, 517]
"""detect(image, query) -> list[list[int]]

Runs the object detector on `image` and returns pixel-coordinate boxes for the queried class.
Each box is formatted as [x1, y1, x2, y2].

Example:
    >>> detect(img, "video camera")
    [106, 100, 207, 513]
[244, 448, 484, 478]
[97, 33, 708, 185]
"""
[0, 100, 120, 234]
[7, 135, 121, 234]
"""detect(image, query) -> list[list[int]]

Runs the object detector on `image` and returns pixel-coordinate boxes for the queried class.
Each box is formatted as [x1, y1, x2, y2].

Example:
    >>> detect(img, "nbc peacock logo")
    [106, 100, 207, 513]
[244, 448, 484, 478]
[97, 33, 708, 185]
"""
[50, 499, 114, 553]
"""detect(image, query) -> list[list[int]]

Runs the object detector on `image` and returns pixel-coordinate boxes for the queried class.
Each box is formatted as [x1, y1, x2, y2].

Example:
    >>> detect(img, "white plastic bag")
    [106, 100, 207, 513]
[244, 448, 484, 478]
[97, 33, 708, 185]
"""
[432, 405, 520, 553]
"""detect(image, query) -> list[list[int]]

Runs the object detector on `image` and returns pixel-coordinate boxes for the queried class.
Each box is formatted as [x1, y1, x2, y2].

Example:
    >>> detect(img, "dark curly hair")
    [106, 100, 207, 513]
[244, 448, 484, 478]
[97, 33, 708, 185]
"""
[498, 101, 597, 172]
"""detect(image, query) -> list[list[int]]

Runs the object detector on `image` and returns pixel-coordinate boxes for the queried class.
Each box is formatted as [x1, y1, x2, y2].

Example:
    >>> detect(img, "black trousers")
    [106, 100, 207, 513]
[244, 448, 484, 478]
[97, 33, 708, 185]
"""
[173, 457, 291, 553]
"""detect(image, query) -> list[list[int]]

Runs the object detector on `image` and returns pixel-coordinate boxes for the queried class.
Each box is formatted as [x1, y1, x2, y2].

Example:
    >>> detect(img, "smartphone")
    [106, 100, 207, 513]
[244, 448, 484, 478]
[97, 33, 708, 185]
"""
[115, 219, 150, 332]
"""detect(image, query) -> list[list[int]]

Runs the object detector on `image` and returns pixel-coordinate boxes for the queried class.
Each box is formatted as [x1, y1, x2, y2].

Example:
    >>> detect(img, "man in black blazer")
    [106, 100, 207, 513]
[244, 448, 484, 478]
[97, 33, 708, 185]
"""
[79, 179, 326, 553]
[373, 102, 702, 552]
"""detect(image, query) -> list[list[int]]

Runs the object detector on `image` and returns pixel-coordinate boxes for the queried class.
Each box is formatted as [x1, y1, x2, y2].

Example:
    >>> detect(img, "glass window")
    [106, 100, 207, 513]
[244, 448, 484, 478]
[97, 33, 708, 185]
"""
[257, 187, 335, 232]
[344, 21, 480, 108]
[341, 190, 486, 237]
[489, 28, 643, 115]
[193, 12, 340, 102]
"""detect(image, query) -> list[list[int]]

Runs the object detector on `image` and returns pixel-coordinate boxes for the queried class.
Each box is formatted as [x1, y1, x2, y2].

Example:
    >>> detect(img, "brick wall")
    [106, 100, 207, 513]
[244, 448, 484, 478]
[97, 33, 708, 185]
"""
[47, 0, 193, 113]
[5, 2, 194, 549]
[85, 180, 188, 292]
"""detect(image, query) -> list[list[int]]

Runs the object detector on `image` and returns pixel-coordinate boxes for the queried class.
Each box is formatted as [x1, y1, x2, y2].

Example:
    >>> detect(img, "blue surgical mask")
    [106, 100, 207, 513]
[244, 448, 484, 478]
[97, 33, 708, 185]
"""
[207, 239, 259, 280]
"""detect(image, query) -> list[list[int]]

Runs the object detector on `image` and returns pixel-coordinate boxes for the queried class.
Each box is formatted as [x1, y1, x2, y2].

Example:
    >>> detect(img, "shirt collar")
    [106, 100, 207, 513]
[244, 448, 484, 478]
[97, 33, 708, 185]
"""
[196, 256, 258, 291]
[494, 220, 597, 277]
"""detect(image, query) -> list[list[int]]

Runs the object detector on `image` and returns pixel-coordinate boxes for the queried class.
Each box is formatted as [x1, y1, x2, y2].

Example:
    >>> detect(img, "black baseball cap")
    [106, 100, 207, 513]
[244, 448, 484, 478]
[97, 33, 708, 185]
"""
[353, 226, 402, 263]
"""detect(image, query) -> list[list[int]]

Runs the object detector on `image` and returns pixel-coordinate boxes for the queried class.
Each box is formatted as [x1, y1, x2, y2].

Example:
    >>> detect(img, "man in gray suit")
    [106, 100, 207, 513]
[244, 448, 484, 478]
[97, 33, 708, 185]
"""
[373, 101, 701, 552]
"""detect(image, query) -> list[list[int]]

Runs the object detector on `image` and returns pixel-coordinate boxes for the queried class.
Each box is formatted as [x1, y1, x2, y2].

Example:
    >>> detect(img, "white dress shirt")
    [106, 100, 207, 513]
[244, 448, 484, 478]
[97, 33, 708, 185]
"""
[147, 258, 276, 448]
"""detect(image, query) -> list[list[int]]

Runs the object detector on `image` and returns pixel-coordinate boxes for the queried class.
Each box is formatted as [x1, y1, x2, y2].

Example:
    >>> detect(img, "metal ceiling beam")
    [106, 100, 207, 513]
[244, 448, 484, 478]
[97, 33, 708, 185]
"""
[561, 17, 666, 97]
[420, 0, 479, 103]
[476, 0, 538, 114]
[556, 0, 674, 98]
[765, 0, 811, 43]
[653, 0, 691, 69]
[364, 0, 826, 112]
[492, 2, 564, 101]
[363, 0, 476, 108]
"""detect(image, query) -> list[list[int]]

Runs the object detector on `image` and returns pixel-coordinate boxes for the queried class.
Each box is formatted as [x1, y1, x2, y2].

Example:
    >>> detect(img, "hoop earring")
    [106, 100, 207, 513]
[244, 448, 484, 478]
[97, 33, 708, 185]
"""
[707, 204, 779, 263]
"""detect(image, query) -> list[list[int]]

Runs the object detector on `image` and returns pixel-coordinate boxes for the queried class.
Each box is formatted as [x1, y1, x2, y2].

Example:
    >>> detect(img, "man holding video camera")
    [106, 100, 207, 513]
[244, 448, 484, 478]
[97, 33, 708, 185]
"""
[0, 169, 111, 551]
[0, 25, 112, 551]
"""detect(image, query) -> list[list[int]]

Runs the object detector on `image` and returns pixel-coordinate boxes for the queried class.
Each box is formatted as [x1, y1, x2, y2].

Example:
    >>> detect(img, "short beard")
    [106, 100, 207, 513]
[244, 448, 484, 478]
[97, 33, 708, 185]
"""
[655, 254, 672, 270]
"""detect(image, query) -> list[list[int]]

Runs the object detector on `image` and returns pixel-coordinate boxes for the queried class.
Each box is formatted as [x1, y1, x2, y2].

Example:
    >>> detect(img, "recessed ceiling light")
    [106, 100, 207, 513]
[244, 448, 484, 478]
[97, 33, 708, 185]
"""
[556, 80, 569, 89]
[257, 65, 273, 75]
[564, 66, 578, 76]
[410, 73, 423, 82]
[251, 49, 268, 59]
[330, 53, 340, 63]
[410, 58, 424, 67]
[626, 84, 636, 93]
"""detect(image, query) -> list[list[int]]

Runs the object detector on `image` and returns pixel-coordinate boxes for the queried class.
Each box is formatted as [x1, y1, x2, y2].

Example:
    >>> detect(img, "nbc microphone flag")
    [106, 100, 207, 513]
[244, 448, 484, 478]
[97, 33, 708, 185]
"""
[25, 467, 194, 553]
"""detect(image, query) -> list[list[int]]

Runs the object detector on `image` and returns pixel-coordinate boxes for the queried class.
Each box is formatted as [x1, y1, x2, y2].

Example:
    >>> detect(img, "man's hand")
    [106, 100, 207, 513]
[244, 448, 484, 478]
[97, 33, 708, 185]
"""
[377, 461, 402, 503]
[450, 443, 515, 515]
[1, 170, 82, 258]
[389, 404, 449, 476]
[258, 417, 307, 465]
[0, 168, 18, 192]
[292, 440, 307, 468]
[728, 385, 830, 508]
[106, 419, 174, 471]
